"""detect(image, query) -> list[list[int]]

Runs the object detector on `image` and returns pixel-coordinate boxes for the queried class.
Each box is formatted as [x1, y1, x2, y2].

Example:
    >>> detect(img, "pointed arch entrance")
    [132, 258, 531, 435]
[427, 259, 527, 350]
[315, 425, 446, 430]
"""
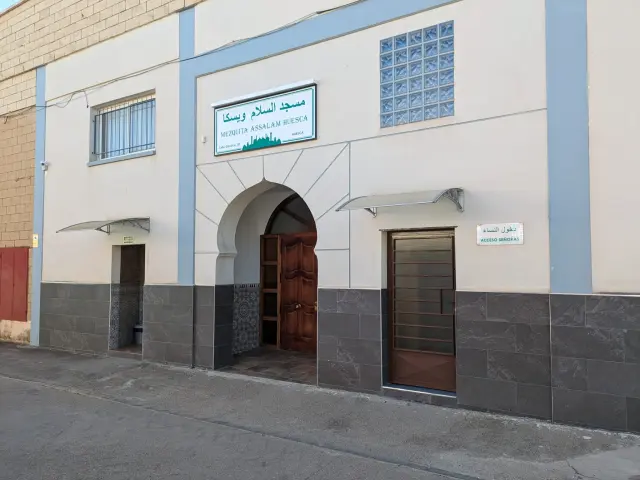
[220, 184, 318, 384]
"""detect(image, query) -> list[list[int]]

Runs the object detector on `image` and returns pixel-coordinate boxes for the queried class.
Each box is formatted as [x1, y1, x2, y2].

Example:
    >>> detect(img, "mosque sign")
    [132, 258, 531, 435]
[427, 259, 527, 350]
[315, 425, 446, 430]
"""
[213, 84, 317, 156]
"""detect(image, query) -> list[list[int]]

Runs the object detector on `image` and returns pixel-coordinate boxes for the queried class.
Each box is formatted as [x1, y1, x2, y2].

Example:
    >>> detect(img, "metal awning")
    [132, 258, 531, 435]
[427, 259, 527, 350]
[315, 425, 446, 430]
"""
[56, 217, 150, 234]
[336, 189, 464, 217]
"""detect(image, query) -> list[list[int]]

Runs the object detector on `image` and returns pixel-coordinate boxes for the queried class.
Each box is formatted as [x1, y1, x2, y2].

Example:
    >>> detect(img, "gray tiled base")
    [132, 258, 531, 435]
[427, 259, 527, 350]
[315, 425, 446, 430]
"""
[40, 283, 110, 354]
[550, 294, 640, 432]
[213, 285, 234, 369]
[38, 282, 640, 433]
[456, 292, 552, 420]
[317, 289, 383, 393]
[142, 285, 194, 366]
[456, 291, 640, 431]
[194, 286, 214, 368]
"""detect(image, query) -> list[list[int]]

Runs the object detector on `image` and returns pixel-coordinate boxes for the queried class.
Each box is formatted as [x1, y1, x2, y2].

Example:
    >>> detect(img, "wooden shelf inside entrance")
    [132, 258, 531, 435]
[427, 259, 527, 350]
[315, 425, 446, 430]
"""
[261, 234, 281, 347]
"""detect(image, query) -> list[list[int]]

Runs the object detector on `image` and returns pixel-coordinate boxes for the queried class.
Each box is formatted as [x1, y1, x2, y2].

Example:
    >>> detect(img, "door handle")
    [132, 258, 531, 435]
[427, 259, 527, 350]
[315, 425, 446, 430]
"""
[314, 301, 318, 312]
[295, 303, 302, 310]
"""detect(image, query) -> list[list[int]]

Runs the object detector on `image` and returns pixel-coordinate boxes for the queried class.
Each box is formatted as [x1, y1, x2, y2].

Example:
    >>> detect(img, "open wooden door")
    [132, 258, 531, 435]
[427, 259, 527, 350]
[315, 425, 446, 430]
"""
[388, 230, 456, 392]
[279, 233, 317, 354]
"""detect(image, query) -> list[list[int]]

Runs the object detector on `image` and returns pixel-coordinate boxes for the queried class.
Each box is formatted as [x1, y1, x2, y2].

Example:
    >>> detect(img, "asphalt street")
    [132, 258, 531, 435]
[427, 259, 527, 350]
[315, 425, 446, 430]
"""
[1, 343, 639, 480]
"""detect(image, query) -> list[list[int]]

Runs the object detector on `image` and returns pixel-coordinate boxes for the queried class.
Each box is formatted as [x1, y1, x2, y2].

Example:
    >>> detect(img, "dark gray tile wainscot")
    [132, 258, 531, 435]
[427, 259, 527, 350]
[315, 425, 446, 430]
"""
[456, 292, 551, 419]
[194, 286, 214, 368]
[40, 283, 110, 353]
[550, 294, 640, 432]
[142, 285, 194, 365]
[318, 289, 382, 393]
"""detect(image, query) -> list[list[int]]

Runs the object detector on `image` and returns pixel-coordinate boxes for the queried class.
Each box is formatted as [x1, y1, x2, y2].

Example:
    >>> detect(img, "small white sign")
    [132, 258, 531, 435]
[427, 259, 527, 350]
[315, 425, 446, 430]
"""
[123, 236, 134, 244]
[477, 223, 524, 245]
[214, 85, 316, 156]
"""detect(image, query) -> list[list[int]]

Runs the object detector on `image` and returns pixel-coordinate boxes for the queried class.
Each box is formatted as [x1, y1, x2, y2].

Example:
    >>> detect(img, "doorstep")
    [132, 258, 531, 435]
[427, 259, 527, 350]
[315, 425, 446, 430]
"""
[108, 345, 142, 361]
[383, 384, 457, 408]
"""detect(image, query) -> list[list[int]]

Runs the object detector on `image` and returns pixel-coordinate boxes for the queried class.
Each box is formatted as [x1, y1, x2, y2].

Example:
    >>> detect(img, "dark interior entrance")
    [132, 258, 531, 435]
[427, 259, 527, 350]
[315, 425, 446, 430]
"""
[388, 230, 456, 392]
[113, 244, 145, 354]
[227, 192, 317, 384]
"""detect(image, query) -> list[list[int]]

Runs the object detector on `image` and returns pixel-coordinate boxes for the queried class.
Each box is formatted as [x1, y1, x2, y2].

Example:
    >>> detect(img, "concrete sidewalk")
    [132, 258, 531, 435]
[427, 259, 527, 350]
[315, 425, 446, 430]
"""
[0, 343, 639, 480]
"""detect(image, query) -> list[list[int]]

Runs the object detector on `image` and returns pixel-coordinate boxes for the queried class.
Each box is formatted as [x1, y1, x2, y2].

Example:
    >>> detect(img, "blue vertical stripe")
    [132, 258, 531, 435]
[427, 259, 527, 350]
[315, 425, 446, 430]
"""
[178, 8, 196, 285]
[546, 0, 592, 293]
[31, 66, 46, 346]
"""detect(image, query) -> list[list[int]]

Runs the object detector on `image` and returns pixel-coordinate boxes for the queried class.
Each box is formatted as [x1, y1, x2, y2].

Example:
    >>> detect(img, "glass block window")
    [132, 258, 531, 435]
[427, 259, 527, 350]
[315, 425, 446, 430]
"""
[380, 21, 455, 128]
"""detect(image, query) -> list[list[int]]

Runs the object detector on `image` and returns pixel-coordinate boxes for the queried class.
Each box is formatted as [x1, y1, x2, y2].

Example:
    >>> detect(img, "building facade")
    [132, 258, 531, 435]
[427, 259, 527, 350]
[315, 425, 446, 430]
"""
[0, 0, 206, 342]
[11, 0, 640, 433]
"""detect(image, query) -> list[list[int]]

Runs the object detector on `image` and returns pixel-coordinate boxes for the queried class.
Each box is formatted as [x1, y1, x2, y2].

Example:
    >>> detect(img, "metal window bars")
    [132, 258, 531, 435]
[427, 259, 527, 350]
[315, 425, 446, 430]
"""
[93, 95, 156, 160]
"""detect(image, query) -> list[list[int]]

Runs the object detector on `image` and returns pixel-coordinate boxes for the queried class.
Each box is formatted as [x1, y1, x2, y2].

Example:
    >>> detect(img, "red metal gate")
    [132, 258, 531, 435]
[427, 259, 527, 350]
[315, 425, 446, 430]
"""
[0, 248, 29, 322]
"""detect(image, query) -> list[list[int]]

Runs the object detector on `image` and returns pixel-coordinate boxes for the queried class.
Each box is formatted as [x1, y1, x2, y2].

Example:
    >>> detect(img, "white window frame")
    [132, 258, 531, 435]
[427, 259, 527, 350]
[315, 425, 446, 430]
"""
[91, 93, 156, 163]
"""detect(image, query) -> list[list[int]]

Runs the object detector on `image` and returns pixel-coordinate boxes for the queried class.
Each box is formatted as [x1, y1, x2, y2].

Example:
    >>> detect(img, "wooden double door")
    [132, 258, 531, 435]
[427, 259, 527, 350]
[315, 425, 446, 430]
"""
[260, 233, 317, 354]
[388, 230, 457, 392]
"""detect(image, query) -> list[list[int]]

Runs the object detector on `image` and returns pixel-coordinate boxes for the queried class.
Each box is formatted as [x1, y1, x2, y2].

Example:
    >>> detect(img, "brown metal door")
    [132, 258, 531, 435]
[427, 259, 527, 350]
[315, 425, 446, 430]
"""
[388, 230, 456, 392]
[280, 233, 317, 354]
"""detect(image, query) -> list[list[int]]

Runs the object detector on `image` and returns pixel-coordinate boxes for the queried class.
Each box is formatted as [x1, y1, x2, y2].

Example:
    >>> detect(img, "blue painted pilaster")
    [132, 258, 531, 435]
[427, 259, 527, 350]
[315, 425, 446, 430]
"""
[177, 8, 196, 285]
[31, 66, 46, 346]
[546, 0, 592, 293]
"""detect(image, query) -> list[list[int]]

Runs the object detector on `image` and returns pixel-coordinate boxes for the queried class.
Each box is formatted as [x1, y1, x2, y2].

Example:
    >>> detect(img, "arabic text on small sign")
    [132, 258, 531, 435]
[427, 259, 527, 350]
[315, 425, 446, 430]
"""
[476, 223, 524, 246]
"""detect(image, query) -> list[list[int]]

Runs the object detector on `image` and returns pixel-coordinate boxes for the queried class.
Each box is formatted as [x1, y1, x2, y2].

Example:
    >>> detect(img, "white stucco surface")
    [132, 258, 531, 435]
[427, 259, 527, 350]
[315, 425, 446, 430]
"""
[194, 0, 549, 291]
[194, 0, 354, 55]
[42, 22, 180, 285]
[40, 0, 553, 293]
[45, 16, 178, 102]
[234, 186, 300, 285]
[588, 0, 640, 293]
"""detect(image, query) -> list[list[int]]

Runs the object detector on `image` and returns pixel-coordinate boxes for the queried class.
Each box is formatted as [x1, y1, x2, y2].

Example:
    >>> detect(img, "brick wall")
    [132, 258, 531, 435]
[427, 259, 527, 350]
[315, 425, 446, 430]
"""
[0, 0, 204, 84]
[0, 70, 36, 116]
[0, 105, 35, 342]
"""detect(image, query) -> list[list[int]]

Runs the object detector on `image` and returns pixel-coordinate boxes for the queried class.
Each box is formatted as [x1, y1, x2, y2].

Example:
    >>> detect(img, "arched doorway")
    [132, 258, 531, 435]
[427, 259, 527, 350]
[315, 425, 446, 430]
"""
[260, 194, 317, 353]
[224, 185, 318, 385]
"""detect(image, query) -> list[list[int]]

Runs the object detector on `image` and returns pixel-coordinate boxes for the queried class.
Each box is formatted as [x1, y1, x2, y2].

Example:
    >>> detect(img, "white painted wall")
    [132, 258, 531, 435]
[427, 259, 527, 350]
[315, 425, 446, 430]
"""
[42, 17, 180, 285]
[194, 0, 550, 292]
[194, 0, 353, 55]
[350, 111, 549, 292]
[588, 0, 640, 293]
[234, 186, 296, 284]
[45, 16, 178, 102]
[195, 0, 546, 166]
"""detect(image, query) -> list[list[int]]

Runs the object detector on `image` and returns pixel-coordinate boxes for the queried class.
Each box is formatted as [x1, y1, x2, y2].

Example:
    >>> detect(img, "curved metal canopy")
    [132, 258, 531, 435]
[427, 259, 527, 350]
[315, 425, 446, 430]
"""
[336, 189, 464, 217]
[56, 217, 150, 234]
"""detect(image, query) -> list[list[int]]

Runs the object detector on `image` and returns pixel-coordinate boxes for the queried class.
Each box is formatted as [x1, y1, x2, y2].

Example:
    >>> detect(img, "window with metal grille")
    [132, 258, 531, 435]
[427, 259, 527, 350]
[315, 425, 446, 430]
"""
[92, 94, 156, 161]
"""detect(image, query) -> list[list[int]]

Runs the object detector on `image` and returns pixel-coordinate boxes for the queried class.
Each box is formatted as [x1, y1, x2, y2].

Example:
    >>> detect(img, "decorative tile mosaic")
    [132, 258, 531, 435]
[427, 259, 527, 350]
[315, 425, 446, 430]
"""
[380, 20, 455, 127]
[233, 284, 260, 355]
[109, 284, 120, 350]
[109, 284, 142, 349]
